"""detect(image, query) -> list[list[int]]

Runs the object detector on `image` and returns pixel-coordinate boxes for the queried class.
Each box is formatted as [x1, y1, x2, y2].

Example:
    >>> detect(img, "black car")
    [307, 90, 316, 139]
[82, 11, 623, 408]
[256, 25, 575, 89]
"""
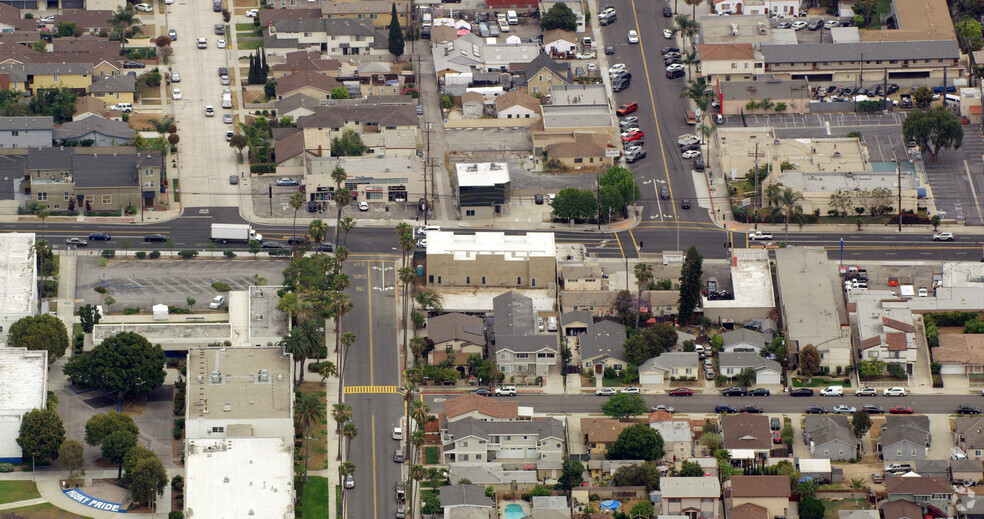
[806, 405, 827, 414]
[286, 236, 309, 245]
[770, 417, 781, 430]
[886, 83, 900, 94]
[307, 200, 319, 212]
[666, 69, 685, 79]
[88, 232, 111, 241]
[314, 242, 335, 252]
[680, 143, 700, 152]
[749, 388, 771, 396]
[472, 388, 492, 396]
[715, 404, 736, 413]
[611, 71, 632, 82]
[123, 60, 145, 68]
[662, 6, 672, 16]
[861, 404, 884, 414]
[664, 57, 682, 66]
[661, 46, 680, 54]
[807, 19, 823, 30]
[740, 405, 763, 413]
[534, 194, 544, 204]
[693, 158, 705, 171]
[790, 388, 814, 397]
[605, 43, 615, 55]
[261, 240, 284, 249]
[144, 233, 168, 242]
[957, 404, 982, 415]
[612, 79, 630, 92]
[722, 386, 747, 397]
[681, 199, 690, 209]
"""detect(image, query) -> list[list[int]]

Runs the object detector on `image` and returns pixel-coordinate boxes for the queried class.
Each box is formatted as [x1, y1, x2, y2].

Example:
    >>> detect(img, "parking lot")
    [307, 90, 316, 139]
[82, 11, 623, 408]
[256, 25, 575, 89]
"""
[445, 127, 532, 152]
[77, 257, 286, 310]
[922, 124, 984, 225]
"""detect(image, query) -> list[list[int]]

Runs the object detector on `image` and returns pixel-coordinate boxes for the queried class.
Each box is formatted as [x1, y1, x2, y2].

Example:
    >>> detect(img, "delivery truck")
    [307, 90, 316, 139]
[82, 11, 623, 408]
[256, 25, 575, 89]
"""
[210, 223, 262, 244]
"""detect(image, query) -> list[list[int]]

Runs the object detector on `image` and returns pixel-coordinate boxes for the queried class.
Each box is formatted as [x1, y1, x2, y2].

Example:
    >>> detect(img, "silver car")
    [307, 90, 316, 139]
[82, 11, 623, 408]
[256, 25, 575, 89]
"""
[223, 113, 233, 124]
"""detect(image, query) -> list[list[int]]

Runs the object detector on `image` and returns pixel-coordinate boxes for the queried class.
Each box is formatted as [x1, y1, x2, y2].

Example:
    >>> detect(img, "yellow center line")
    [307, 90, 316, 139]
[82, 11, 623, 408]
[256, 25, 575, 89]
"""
[614, 232, 626, 258]
[629, 0, 678, 222]
[628, 229, 638, 250]
[371, 414, 378, 519]
[366, 262, 374, 386]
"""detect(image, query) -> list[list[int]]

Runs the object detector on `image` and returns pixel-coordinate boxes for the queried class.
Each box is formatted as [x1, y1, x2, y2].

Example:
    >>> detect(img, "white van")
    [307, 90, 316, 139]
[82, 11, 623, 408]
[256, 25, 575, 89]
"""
[546, 316, 558, 331]
[506, 10, 518, 24]
[421, 12, 432, 27]
[819, 386, 843, 396]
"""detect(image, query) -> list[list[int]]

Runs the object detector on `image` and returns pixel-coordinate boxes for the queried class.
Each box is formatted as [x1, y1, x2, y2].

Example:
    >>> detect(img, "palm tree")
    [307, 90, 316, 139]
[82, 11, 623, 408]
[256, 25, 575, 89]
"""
[34, 204, 49, 310]
[681, 49, 700, 80]
[339, 216, 356, 246]
[407, 464, 428, 519]
[398, 266, 416, 358]
[674, 14, 697, 53]
[338, 461, 356, 516]
[342, 420, 358, 455]
[681, 78, 712, 113]
[308, 219, 329, 247]
[633, 262, 653, 329]
[108, 5, 141, 54]
[684, 0, 701, 24]
[771, 187, 805, 242]
[317, 360, 337, 382]
[409, 336, 427, 366]
[294, 391, 325, 475]
[279, 323, 319, 384]
[400, 380, 419, 460]
[697, 123, 715, 169]
[331, 403, 352, 434]
[330, 166, 349, 244]
[395, 222, 413, 262]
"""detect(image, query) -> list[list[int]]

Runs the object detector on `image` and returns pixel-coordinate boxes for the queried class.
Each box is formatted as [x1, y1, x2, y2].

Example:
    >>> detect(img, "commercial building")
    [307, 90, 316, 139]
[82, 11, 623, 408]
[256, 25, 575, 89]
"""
[304, 155, 423, 205]
[0, 348, 47, 463]
[425, 232, 556, 289]
[702, 248, 774, 323]
[455, 162, 510, 220]
[775, 247, 852, 372]
[0, 233, 36, 346]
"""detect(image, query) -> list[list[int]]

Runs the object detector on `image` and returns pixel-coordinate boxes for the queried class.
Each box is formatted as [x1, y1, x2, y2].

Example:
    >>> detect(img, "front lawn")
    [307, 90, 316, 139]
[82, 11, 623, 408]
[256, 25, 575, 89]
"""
[792, 377, 851, 387]
[302, 476, 330, 519]
[235, 22, 256, 31]
[1, 502, 92, 519]
[424, 446, 439, 464]
[0, 481, 40, 504]
[237, 40, 263, 50]
[297, 381, 328, 470]
[821, 498, 869, 519]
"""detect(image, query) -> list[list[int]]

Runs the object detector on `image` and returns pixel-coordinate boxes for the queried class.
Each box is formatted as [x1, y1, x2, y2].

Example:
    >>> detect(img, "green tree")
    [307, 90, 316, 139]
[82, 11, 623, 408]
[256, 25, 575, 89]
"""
[600, 166, 641, 214]
[331, 129, 368, 156]
[540, 2, 577, 31]
[608, 424, 664, 461]
[279, 321, 323, 384]
[555, 458, 584, 490]
[679, 460, 703, 477]
[781, 422, 795, 445]
[798, 496, 825, 519]
[108, 5, 141, 53]
[956, 18, 984, 52]
[631, 500, 655, 518]
[856, 359, 884, 379]
[85, 411, 139, 447]
[8, 314, 69, 362]
[851, 410, 872, 440]
[17, 408, 65, 463]
[678, 246, 703, 325]
[57, 22, 82, 37]
[295, 391, 326, 473]
[634, 262, 654, 329]
[128, 455, 168, 506]
[29, 87, 78, 123]
[62, 332, 165, 398]
[59, 439, 84, 480]
[930, 214, 942, 231]
[770, 187, 805, 242]
[911, 85, 934, 110]
[601, 393, 648, 421]
[680, 78, 712, 113]
[388, 3, 405, 56]
[613, 461, 661, 491]
[902, 106, 963, 161]
[699, 431, 723, 452]
[101, 430, 136, 479]
[331, 86, 349, 99]
[121, 446, 155, 486]
[551, 187, 597, 221]
[800, 344, 821, 376]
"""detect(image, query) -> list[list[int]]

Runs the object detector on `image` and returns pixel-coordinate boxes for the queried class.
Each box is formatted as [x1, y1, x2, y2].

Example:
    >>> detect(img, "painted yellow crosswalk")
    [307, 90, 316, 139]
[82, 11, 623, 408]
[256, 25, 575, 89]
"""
[343, 385, 401, 394]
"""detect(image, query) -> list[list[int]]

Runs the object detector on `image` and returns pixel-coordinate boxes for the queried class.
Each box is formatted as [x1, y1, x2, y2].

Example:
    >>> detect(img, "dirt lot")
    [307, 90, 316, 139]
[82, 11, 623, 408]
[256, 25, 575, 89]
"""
[128, 112, 165, 131]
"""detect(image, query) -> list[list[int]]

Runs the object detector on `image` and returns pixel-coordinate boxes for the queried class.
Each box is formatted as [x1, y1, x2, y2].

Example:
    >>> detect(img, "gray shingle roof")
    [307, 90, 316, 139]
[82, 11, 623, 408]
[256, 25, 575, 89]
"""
[438, 484, 493, 508]
[560, 310, 592, 327]
[493, 291, 535, 337]
[427, 312, 485, 346]
[73, 152, 161, 188]
[721, 328, 767, 348]
[274, 17, 374, 37]
[22, 62, 94, 75]
[275, 93, 323, 115]
[55, 117, 135, 141]
[759, 40, 959, 65]
[881, 416, 931, 448]
[639, 352, 699, 372]
[578, 320, 626, 363]
[0, 154, 24, 200]
[0, 116, 52, 131]
[524, 53, 570, 83]
[28, 146, 73, 170]
[296, 104, 418, 130]
[804, 415, 857, 448]
[718, 352, 781, 372]
[89, 75, 136, 94]
[496, 334, 557, 354]
[447, 417, 565, 443]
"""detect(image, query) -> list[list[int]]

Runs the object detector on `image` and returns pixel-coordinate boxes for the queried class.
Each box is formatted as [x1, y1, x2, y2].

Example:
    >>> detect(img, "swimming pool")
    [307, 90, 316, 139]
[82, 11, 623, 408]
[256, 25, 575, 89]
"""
[504, 503, 526, 519]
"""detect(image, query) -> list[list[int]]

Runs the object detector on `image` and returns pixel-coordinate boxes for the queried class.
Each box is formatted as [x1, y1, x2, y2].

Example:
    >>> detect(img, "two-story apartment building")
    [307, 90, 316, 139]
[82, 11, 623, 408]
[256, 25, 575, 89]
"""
[0, 117, 52, 148]
[88, 74, 135, 105]
[490, 291, 559, 376]
[561, 264, 605, 291]
[650, 421, 693, 462]
[320, 0, 409, 28]
[953, 417, 984, 460]
[442, 417, 565, 466]
[271, 18, 387, 59]
[697, 43, 762, 83]
[854, 293, 919, 375]
[295, 104, 419, 142]
[660, 477, 722, 519]
[426, 312, 486, 368]
[24, 147, 163, 211]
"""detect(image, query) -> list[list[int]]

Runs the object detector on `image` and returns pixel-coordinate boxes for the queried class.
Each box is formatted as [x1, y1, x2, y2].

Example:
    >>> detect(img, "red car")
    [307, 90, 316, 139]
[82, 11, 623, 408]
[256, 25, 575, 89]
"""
[616, 102, 638, 116]
[889, 405, 914, 414]
[668, 388, 693, 396]
[772, 431, 782, 444]
[621, 130, 644, 143]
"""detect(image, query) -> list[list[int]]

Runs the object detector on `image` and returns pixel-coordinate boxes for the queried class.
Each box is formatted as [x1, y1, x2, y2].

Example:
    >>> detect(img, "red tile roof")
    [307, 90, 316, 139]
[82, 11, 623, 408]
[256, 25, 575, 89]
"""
[885, 332, 908, 351]
[882, 316, 916, 333]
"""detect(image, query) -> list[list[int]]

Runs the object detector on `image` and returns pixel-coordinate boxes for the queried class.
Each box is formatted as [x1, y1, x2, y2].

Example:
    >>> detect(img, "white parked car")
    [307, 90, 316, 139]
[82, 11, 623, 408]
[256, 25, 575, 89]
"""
[216, 38, 226, 48]
[171, 71, 180, 82]
[245, 8, 258, 16]
[666, 63, 685, 72]
[209, 295, 226, 309]
[833, 405, 856, 414]
[134, 3, 152, 11]
[681, 150, 701, 159]
[933, 232, 954, 241]
[595, 388, 617, 396]
[204, 105, 215, 117]
[609, 63, 627, 75]
[855, 387, 878, 396]
[791, 21, 807, 30]
[197, 38, 207, 48]
[392, 427, 403, 440]
[358, 201, 369, 211]
[627, 30, 639, 43]
[171, 88, 181, 100]
[494, 386, 517, 396]
[883, 387, 908, 397]
[677, 134, 699, 145]
[620, 387, 640, 394]
[824, 20, 840, 28]
[663, 28, 673, 38]
[576, 51, 595, 59]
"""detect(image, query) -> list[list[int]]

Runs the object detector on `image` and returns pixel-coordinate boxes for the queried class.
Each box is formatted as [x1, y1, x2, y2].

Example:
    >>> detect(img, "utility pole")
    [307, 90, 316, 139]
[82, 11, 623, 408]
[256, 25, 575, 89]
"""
[895, 150, 902, 232]
[749, 142, 765, 229]
[596, 170, 601, 230]
[424, 122, 431, 224]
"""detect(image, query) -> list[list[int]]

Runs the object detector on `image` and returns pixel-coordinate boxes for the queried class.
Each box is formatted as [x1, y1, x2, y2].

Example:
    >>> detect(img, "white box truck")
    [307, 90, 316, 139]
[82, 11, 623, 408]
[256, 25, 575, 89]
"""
[221, 92, 232, 108]
[211, 223, 262, 244]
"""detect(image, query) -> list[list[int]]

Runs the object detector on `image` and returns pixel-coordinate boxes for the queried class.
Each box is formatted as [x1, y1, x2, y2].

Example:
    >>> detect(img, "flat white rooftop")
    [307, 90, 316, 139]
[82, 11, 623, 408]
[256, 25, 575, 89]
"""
[703, 248, 774, 309]
[0, 348, 47, 413]
[427, 231, 556, 260]
[455, 162, 510, 187]
[943, 262, 984, 288]
[187, 347, 293, 422]
[0, 233, 35, 316]
[184, 437, 294, 519]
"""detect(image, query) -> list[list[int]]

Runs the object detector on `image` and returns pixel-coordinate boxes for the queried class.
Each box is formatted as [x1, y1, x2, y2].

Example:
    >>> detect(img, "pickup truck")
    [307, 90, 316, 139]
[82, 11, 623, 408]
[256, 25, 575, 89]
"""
[748, 231, 773, 240]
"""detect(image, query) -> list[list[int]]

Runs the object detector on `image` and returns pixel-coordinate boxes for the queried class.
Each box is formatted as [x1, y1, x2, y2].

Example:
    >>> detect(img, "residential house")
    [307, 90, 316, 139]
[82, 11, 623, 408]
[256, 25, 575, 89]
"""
[882, 499, 925, 519]
[580, 418, 633, 455]
[954, 416, 984, 460]
[274, 71, 341, 100]
[951, 458, 982, 484]
[885, 475, 951, 516]
[660, 477, 722, 519]
[495, 90, 539, 119]
[725, 476, 791, 519]
[49, 37, 122, 77]
[447, 463, 538, 492]
[650, 421, 693, 461]
[720, 328, 766, 353]
[442, 417, 565, 466]
[937, 335, 984, 381]
[0, 3, 35, 32]
[561, 265, 605, 291]
[442, 393, 529, 423]
[439, 484, 493, 519]
[560, 311, 592, 337]
[854, 294, 918, 374]
[730, 503, 768, 519]
[697, 43, 762, 83]
[579, 320, 627, 375]
[541, 131, 616, 170]
[433, 33, 486, 76]
[274, 93, 324, 120]
[559, 290, 618, 316]
[839, 511, 879, 519]
[461, 91, 484, 118]
[712, 0, 799, 16]
[20, 62, 94, 93]
[320, 1, 410, 28]
[0, 117, 52, 148]
[427, 313, 486, 368]
[718, 352, 781, 385]
[55, 10, 115, 35]
[271, 18, 386, 59]
[53, 116, 134, 146]
[543, 29, 576, 56]
[638, 352, 700, 385]
[802, 415, 859, 461]
[531, 496, 571, 519]
[490, 291, 559, 376]
[643, 290, 680, 318]
[269, 51, 341, 79]
[73, 95, 111, 120]
[87, 74, 135, 106]
[295, 104, 419, 141]
[957, 495, 984, 519]
[722, 414, 772, 460]
[879, 416, 931, 462]
[523, 53, 571, 96]
[912, 460, 950, 480]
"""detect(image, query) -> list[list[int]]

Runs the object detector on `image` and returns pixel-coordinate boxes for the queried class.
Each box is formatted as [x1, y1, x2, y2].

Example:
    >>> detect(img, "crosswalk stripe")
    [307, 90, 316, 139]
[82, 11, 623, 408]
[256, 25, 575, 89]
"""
[343, 385, 401, 394]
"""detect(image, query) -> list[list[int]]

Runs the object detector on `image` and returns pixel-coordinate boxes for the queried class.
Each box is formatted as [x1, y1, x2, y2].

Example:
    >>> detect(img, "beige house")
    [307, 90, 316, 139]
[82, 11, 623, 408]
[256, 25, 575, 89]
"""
[303, 154, 423, 205]
[649, 421, 694, 462]
[320, 0, 409, 27]
[937, 335, 984, 380]
[660, 477, 722, 519]
[560, 290, 617, 316]
[726, 476, 791, 519]
[424, 232, 556, 289]
[495, 91, 540, 120]
[697, 43, 762, 83]
[561, 265, 605, 291]
[539, 132, 616, 171]
[426, 313, 485, 367]
[580, 418, 633, 455]
[523, 53, 570, 96]
[443, 393, 530, 423]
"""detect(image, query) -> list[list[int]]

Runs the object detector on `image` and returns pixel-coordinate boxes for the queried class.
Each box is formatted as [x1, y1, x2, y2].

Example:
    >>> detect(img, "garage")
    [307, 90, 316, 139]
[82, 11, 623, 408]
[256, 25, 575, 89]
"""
[754, 368, 781, 386]
[640, 372, 664, 385]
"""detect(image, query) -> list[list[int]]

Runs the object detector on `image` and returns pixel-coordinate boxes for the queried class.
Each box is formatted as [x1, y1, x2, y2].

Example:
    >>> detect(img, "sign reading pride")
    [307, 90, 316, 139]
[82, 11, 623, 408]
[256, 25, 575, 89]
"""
[62, 489, 127, 513]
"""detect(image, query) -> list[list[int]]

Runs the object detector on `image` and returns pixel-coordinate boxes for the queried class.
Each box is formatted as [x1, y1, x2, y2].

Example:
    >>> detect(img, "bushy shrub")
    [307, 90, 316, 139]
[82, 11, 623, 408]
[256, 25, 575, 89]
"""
[135, 251, 147, 259]
[211, 282, 231, 292]
[94, 286, 107, 294]
[0, 463, 13, 472]
[223, 250, 236, 258]
[149, 250, 161, 259]
[122, 308, 140, 315]
[178, 250, 198, 259]
[101, 249, 115, 258]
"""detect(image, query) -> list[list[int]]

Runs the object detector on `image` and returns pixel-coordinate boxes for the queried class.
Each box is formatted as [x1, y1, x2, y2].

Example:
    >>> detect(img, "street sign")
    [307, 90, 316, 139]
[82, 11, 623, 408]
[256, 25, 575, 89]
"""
[741, 198, 751, 208]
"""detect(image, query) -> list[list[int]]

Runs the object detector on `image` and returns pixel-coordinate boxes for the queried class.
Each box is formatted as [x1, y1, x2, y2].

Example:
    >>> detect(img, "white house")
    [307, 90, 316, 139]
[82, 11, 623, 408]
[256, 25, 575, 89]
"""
[543, 29, 577, 55]
[719, 352, 781, 385]
[495, 91, 540, 120]
[638, 352, 700, 385]
[0, 348, 47, 463]
[721, 328, 767, 353]
[713, 0, 800, 16]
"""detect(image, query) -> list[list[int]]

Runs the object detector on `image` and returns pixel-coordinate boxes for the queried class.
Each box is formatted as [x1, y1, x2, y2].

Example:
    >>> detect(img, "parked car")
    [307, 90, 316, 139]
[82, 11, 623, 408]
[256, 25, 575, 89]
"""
[740, 405, 763, 413]
[168, 28, 177, 40]
[209, 295, 226, 309]
[471, 388, 492, 396]
[494, 386, 516, 396]
[957, 404, 981, 415]
[862, 405, 884, 414]
[134, 2, 152, 11]
[663, 6, 672, 16]
[883, 387, 908, 397]
[88, 232, 111, 241]
[933, 232, 955, 241]
[261, 240, 284, 249]
[790, 388, 814, 397]
[889, 405, 914, 414]
[616, 102, 638, 116]
[620, 387, 640, 394]
[666, 68, 685, 79]
[596, 388, 617, 396]
[359, 201, 370, 211]
[772, 431, 782, 443]
[344, 475, 355, 489]
[820, 386, 844, 396]
[748, 388, 770, 396]
[144, 233, 168, 242]
[625, 147, 647, 163]
[722, 386, 747, 397]
[605, 43, 615, 54]
[805, 405, 827, 414]
[770, 417, 781, 430]
[856, 387, 878, 396]
[66, 237, 88, 247]
[715, 404, 736, 413]
[833, 405, 856, 414]
[651, 404, 675, 413]
[276, 177, 300, 186]
[668, 387, 693, 396]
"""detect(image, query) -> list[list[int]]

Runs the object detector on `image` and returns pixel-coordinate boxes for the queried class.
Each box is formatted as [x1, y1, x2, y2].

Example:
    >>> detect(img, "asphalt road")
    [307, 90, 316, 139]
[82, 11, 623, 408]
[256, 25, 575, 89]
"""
[342, 259, 404, 519]
[423, 391, 984, 415]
